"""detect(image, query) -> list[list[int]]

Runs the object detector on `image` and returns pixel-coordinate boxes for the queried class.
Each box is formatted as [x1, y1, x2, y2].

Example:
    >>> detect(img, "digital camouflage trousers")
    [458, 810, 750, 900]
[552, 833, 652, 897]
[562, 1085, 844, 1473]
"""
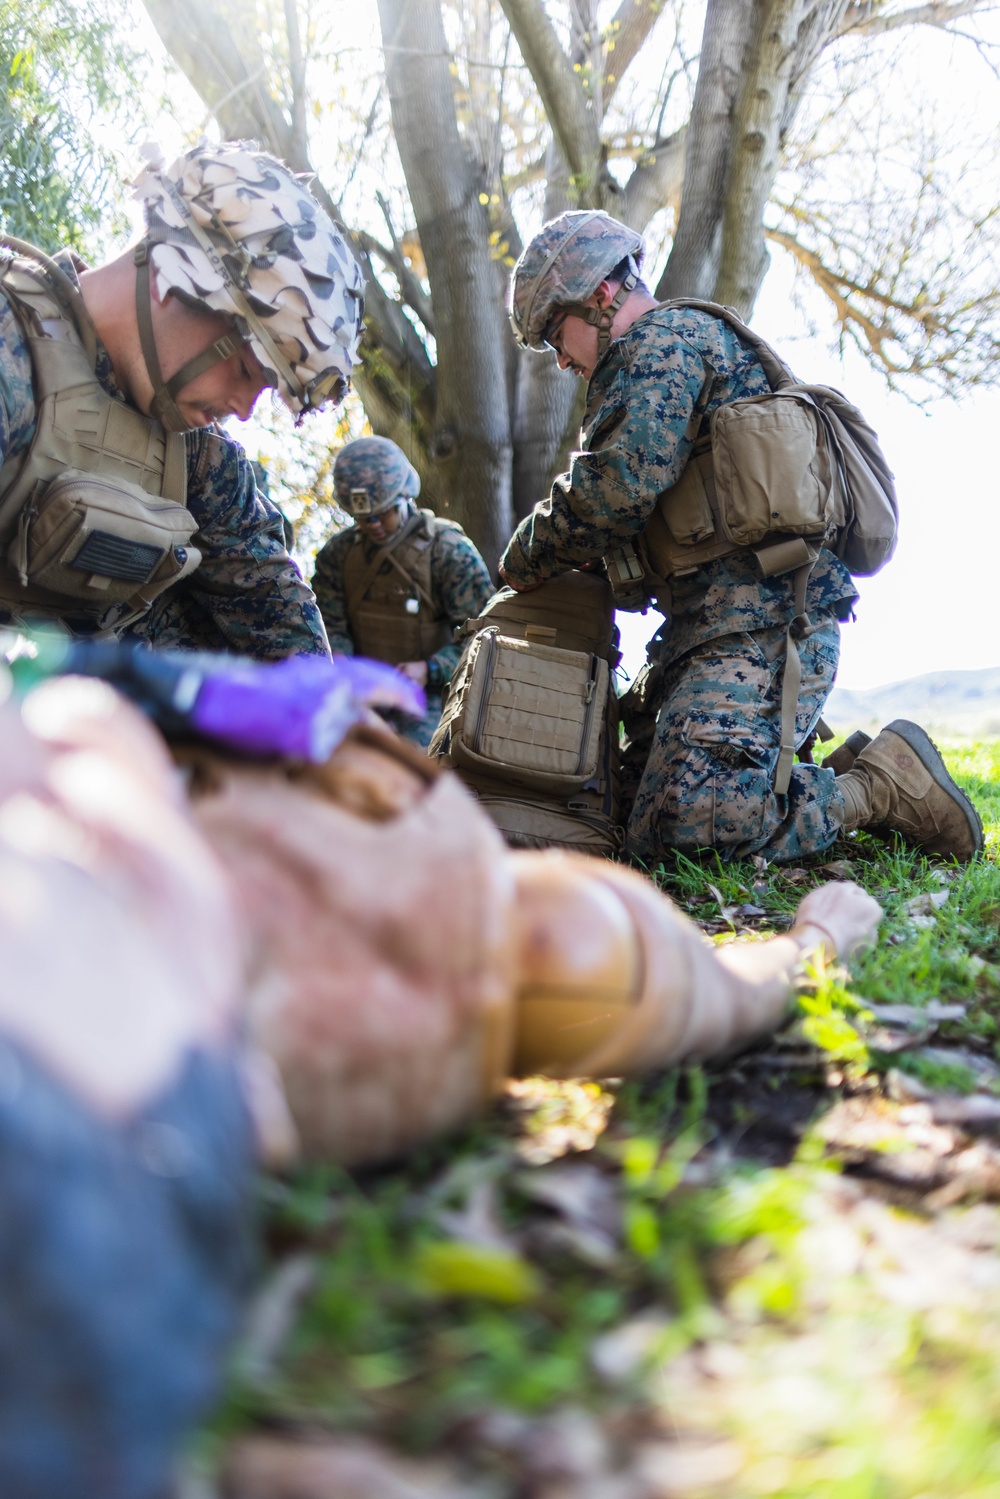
[621, 619, 847, 866]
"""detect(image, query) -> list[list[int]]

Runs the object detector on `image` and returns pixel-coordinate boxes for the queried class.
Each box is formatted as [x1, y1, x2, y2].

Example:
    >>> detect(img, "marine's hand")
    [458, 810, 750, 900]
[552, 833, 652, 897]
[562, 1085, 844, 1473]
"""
[791, 881, 882, 960]
[398, 660, 429, 687]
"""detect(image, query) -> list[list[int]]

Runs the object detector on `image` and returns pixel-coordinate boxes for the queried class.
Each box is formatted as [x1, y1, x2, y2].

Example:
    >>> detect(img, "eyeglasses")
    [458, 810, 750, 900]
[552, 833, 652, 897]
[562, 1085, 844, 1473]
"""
[542, 307, 569, 354]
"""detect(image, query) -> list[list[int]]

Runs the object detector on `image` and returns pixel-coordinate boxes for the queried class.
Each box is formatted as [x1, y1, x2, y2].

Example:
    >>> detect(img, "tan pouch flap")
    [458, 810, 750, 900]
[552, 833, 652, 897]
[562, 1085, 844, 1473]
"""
[656, 452, 717, 547]
[455, 631, 609, 793]
[711, 394, 836, 548]
[10, 468, 198, 609]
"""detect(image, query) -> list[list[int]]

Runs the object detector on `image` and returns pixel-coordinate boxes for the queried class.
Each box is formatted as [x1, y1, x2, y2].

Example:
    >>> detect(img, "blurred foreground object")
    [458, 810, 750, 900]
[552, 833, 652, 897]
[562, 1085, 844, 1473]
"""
[0, 659, 879, 1494]
[187, 723, 880, 1165]
[0, 674, 254, 1499]
[11, 633, 425, 761]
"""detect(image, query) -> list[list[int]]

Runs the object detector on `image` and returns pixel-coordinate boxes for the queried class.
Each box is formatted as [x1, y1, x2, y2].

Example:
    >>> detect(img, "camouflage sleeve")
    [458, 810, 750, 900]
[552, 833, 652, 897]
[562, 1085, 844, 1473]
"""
[427, 525, 494, 685]
[0, 291, 37, 466]
[310, 528, 356, 656]
[137, 431, 330, 660]
[500, 337, 714, 587]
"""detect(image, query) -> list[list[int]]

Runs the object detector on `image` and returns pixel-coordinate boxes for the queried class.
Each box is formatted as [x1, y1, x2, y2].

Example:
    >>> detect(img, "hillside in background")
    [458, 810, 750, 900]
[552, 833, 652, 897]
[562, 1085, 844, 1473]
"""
[827, 667, 1000, 737]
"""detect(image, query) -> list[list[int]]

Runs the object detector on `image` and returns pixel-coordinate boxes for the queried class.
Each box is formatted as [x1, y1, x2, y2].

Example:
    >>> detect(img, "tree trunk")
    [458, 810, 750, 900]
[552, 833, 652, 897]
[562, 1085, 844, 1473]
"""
[511, 140, 587, 522]
[377, 0, 513, 569]
[656, 0, 755, 301]
[715, 0, 806, 313]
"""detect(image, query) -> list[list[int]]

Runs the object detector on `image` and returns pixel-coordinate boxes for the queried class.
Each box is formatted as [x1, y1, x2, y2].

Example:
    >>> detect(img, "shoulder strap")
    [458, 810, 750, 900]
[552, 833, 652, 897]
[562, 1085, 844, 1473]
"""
[1, 236, 100, 368]
[345, 509, 426, 618]
[657, 296, 795, 393]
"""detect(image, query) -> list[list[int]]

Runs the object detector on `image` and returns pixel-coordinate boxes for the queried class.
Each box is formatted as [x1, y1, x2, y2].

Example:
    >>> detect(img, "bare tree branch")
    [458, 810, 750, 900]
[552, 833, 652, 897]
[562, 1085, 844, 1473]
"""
[620, 127, 687, 230]
[377, 0, 515, 563]
[373, 193, 436, 336]
[498, 0, 603, 200]
[839, 0, 997, 37]
[602, 0, 671, 104]
[143, 0, 297, 158]
[767, 225, 1000, 387]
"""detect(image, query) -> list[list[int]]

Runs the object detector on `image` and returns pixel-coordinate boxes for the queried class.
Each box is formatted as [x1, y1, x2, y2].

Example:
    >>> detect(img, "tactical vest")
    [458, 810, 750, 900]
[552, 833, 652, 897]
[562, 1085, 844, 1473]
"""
[0, 245, 202, 627]
[343, 509, 456, 664]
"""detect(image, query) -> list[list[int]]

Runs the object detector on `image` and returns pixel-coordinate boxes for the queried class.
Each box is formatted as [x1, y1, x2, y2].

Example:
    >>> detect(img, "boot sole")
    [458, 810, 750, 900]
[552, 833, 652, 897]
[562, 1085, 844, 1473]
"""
[885, 719, 984, 861]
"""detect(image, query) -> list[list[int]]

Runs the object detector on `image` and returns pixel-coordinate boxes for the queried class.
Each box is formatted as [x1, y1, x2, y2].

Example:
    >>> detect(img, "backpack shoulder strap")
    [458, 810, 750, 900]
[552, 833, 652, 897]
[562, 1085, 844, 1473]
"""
[1, 237, 100, 367]
[657, 296, 795, 392]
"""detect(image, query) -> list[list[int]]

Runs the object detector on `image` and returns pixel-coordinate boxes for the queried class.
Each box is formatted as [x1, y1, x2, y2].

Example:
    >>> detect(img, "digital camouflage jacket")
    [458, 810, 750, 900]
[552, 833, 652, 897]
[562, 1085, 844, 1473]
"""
[500, 304, 858, 667]
[0, 255, 329, 660]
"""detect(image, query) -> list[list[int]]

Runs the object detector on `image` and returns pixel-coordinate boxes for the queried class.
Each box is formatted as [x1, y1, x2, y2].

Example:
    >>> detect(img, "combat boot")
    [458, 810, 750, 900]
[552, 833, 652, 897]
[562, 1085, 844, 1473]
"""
[821, 728, 872, 776]
[835, 719, 983, 862]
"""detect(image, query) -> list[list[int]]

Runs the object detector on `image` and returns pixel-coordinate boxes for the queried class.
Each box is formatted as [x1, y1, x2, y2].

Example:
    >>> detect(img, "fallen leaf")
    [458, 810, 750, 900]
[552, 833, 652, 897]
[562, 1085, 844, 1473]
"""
[817, 859, 855, 879]
[414, 1240, 540, 1303]
[903, 890, 950, 918]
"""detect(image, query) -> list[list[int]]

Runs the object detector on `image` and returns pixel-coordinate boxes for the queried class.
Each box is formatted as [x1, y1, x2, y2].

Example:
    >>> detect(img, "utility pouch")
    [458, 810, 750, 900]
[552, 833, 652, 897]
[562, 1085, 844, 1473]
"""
[447, 628, 609, 796]
[604, 542, 649, 612]
[8, 469, 201, 610]
[709, 391, 837, 548]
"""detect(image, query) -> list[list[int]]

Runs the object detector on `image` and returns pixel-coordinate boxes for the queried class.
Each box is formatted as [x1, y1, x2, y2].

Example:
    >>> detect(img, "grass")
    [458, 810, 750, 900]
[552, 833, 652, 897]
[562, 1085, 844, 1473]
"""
[210, 738, 1000, 1496]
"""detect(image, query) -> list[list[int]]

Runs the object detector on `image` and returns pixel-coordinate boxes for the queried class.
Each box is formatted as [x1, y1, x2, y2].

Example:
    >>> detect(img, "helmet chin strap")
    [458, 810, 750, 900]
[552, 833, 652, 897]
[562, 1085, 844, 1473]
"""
[134, 242, 242, 431]
[553, 263, 639, 359]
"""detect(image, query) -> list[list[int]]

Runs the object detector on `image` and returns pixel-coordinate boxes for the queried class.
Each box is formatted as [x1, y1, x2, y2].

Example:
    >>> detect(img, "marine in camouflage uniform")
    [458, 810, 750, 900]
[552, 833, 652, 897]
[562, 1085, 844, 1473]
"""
[312, 437, 493, 747]
[502, 211, 861, 866]
[504, 212, 984, 866]
[0, 143, 367, 658]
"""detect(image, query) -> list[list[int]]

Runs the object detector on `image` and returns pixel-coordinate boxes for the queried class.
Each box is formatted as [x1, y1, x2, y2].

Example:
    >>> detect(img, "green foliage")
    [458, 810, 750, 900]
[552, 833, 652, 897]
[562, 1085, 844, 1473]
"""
[0, 0, 144, 256]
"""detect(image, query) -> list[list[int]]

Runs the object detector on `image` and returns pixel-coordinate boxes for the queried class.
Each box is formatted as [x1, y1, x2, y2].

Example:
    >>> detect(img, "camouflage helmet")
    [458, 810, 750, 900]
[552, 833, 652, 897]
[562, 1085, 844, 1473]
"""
[334, 436, 421, 519]
[509, 210, 644, 358]
[131, 141, 365, 429]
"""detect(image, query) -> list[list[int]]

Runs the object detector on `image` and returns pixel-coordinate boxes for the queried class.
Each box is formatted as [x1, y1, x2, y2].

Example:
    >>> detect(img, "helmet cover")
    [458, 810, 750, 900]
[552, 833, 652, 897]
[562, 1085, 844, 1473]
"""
[334, 436, 420, 518]
[509, 210, 644, 351]
[132, 142, 366, 415]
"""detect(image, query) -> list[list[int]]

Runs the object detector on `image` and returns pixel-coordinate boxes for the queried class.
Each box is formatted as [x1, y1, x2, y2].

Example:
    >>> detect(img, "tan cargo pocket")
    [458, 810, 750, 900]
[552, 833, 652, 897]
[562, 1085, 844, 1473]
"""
[711, 393, 836, 548]
[9, 469, 200, 609]
[453, 630, 608, 794]
[657, 454, 716, 547]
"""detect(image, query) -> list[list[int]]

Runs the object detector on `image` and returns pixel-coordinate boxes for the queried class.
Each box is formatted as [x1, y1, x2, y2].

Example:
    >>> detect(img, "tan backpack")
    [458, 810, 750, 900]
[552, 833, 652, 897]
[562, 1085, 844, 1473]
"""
[430, 572, 623, 856]
[654, 298, 899, 579]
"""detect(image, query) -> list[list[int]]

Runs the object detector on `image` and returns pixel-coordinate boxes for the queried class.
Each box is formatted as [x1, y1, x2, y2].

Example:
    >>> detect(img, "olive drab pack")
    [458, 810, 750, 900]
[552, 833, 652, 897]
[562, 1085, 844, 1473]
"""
[430, 571, 623, 857]
[342, 508, 459, 664]
[0, 242, 201, 625]
[618, 297, 899, 796]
